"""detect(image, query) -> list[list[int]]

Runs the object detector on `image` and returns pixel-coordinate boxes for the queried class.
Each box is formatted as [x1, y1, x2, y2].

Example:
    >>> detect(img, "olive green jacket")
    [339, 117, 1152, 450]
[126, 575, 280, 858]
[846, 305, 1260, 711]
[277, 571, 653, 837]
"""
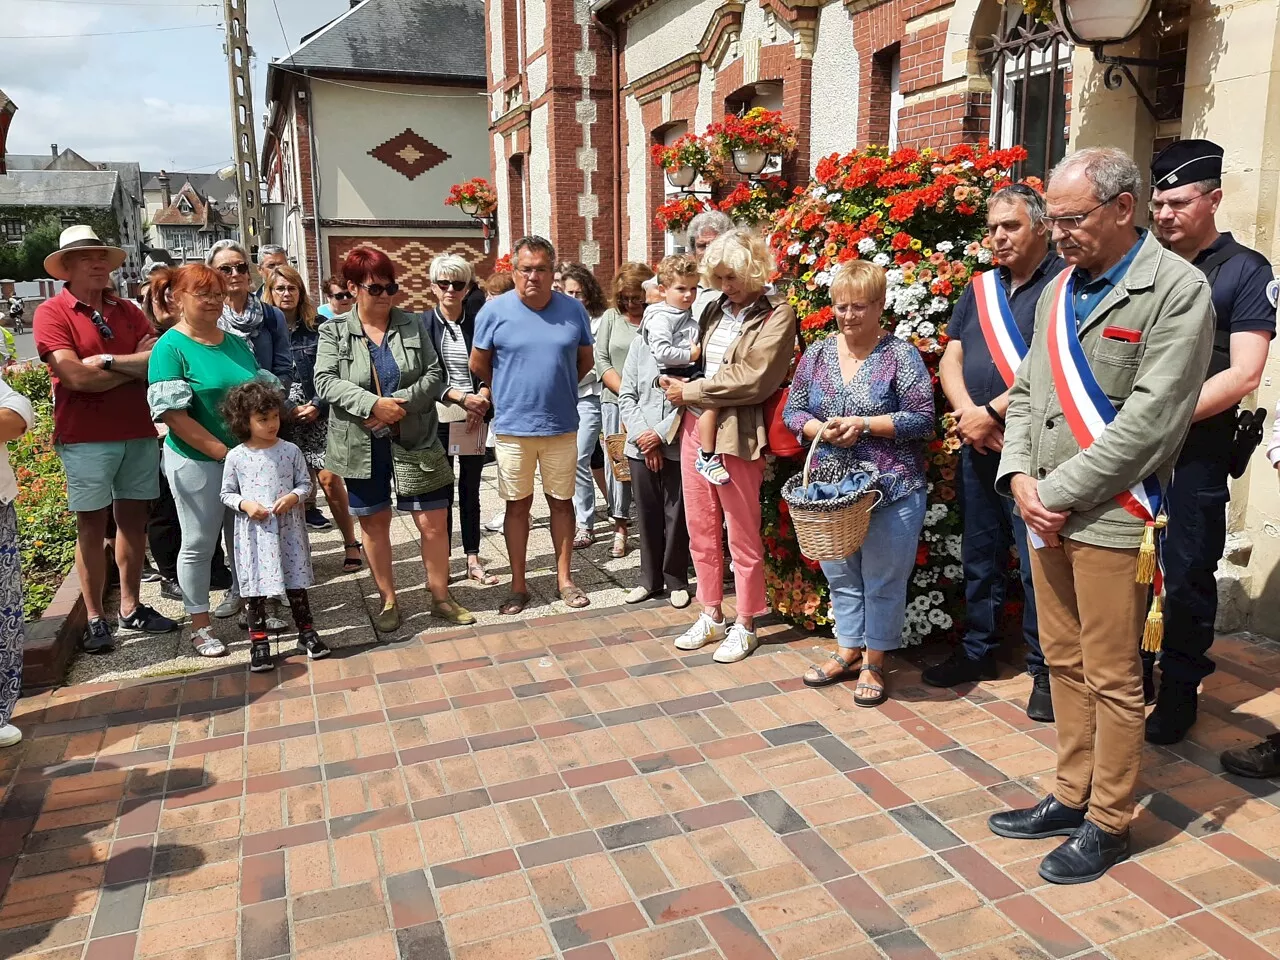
[996, 231, 1214, 549]
[314, 304, 445, 479]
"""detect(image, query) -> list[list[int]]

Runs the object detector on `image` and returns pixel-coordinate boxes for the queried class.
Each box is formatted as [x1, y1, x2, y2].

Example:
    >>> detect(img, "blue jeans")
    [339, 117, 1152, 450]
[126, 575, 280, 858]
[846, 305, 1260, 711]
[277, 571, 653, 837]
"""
[820, 488, 927, 652]
[959, 446, 1044, 674]
[573, 394, 602, 528]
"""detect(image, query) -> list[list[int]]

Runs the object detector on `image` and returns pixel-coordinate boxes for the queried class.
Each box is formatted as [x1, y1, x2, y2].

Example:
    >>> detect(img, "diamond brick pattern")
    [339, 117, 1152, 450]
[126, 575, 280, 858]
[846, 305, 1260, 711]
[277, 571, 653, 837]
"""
[3, 606, 1280, 958]
[367, 128, 450, 181]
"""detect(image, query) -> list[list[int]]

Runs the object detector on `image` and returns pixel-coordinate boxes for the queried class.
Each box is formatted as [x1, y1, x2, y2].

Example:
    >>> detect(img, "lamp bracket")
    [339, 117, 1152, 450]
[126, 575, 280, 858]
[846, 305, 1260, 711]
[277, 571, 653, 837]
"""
[1091, 45, 1168, 121]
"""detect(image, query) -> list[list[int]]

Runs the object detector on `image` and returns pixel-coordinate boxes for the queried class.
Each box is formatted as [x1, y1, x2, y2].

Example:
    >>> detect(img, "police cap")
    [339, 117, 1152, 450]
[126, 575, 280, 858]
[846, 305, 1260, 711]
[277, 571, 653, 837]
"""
[1152, 139, 1224, 190]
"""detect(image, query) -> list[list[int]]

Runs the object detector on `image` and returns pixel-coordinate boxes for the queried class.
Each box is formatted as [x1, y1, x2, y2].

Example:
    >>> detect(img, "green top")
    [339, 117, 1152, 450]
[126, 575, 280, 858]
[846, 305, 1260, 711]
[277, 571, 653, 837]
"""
[147, 328, 261, 461]
[593, 308, 640, 404]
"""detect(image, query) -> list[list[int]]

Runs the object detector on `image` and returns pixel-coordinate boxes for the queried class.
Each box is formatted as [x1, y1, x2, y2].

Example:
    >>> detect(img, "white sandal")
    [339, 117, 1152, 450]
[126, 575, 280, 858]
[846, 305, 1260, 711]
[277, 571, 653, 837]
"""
[190, 626, 227, 658]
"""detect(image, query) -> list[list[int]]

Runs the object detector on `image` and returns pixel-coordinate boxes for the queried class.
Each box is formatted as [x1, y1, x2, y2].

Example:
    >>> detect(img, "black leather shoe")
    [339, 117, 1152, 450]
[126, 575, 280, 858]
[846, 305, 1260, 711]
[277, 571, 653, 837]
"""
[921, 649, 999, 688]
[1145, 679, 1198, 745]
[1221, 733, 1280, 779]
[1026, 672, 1054, 723]
[988, 794, 1086, 840]
[1039, 820, 1129, 884]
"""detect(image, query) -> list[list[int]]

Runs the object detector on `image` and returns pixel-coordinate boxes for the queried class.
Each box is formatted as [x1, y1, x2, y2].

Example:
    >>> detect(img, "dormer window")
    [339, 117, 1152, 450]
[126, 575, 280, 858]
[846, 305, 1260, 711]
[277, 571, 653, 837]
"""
[177, 196, 193, 214]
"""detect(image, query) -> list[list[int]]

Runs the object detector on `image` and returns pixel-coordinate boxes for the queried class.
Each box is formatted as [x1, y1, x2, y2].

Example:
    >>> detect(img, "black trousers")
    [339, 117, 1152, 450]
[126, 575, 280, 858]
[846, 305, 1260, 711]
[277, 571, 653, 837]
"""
[438, 423, 485, 557]
[1149, 433, 1230, 687]
[628, 455, 690, 594]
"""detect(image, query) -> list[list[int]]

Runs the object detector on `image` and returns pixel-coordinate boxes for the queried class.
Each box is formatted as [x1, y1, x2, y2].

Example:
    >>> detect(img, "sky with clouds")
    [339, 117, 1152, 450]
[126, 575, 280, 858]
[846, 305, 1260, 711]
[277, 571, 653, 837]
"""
[1, 0, 350, 173]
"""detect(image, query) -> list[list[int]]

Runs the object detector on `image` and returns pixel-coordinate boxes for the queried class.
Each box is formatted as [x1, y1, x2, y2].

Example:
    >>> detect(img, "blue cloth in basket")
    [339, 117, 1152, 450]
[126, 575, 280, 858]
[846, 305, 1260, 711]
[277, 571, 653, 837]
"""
[801, 471, 874, 502]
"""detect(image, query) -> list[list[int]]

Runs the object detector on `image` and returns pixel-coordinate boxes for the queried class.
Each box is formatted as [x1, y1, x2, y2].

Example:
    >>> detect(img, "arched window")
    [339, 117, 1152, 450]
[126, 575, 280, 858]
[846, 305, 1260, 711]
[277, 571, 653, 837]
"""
[987, 6, 1069, 182]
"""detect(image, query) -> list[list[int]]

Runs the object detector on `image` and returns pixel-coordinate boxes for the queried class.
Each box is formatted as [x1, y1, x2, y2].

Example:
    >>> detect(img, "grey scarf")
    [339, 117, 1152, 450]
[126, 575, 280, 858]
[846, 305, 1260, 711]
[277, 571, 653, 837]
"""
[219, 293, 265, 342]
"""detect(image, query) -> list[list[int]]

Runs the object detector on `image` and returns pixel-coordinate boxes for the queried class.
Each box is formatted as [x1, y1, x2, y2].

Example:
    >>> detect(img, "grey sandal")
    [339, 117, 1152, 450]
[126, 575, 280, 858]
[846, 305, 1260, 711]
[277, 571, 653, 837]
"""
[854, 663, 887, 707]
[803, 651, 863, 688]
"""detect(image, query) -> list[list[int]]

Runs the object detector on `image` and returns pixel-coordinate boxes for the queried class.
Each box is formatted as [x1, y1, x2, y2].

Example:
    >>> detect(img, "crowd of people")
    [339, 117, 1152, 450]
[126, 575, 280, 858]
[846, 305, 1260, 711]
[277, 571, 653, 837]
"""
[0, 137, 1273, 889]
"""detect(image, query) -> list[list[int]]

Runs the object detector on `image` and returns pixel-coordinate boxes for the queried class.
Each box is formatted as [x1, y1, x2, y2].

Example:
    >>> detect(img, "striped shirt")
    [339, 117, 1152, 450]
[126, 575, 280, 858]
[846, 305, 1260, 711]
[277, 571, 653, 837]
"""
[702, 302, 748, 379]
[434, 310, 473, 396]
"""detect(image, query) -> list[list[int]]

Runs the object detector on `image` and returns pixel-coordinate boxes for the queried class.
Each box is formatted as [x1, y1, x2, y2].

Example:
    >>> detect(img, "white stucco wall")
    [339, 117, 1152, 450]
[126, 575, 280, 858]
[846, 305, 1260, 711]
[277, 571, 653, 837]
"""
[527, 55, 549, 101]
[626, 95, 647, 260]
[695, 63, 716, 132]
[809, 1, 859, 172]
[310, 80, 489, 223]
[525, 0, 547, 52]
[493, 132, 511, 256]
[624, 0, 721, 82]
[529, 103, 552, 237]
[489, 0, 505, 85]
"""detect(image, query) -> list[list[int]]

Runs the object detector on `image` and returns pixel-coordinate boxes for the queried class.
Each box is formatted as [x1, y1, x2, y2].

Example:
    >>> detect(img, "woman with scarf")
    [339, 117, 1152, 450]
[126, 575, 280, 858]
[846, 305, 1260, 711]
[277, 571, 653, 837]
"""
[205, 240, 295, 621]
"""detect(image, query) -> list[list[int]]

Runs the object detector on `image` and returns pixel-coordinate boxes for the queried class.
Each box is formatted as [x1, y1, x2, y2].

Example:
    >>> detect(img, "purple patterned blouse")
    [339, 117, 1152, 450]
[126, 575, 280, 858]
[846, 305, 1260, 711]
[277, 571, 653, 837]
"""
[783, 334, 935, 502]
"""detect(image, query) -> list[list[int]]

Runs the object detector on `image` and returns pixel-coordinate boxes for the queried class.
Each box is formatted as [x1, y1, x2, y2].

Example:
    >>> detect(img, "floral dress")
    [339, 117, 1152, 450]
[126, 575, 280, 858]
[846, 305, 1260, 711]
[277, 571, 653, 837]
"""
[219, 439, 314, 596]
[783, 334, 935, 502]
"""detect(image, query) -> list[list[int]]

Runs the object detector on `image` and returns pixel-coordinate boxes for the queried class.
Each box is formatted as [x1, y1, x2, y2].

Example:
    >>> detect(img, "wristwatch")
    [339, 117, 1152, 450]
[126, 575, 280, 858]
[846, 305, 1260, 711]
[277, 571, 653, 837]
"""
[101, 354, 114, 371]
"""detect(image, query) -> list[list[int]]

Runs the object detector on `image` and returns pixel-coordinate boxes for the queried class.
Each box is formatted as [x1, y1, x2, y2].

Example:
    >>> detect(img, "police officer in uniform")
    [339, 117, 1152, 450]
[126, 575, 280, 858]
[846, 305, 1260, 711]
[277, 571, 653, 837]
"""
[1145, 139, 1277, 745]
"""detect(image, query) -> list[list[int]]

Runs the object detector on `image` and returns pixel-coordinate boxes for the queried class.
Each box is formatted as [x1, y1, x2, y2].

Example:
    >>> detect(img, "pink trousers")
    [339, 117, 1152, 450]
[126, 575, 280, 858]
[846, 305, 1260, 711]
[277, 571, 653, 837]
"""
[679, 411, 769, 617]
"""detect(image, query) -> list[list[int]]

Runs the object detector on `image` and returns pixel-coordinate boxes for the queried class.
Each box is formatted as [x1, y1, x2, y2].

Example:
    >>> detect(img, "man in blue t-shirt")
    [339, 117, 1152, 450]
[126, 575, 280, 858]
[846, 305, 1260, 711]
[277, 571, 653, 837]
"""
[471, 236, 596, 616]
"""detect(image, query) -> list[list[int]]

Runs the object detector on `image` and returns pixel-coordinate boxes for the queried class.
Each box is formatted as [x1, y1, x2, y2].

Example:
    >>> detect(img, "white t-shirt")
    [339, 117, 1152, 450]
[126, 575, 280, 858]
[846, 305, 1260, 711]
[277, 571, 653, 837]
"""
[702, 301, 749, 380]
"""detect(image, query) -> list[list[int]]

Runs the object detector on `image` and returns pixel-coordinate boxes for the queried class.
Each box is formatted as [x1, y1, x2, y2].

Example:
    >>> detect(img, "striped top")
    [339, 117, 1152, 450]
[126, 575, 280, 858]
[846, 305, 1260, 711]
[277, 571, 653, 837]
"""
[433, 310, 473, 396]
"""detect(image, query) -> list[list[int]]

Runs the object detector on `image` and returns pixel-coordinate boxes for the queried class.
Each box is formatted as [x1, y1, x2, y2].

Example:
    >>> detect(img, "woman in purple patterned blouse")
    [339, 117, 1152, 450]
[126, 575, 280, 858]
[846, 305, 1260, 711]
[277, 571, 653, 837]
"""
[783, 260, 934, 705]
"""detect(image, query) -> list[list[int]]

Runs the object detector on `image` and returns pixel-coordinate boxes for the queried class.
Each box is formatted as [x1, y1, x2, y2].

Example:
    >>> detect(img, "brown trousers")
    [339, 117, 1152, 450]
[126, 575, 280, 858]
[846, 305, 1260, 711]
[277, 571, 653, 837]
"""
[1028, 539, 1147, 834]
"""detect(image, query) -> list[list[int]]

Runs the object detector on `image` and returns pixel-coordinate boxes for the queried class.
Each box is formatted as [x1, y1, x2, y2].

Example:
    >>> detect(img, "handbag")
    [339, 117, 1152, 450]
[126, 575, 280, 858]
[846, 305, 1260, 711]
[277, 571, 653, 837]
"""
[390, 440, 454, 498]
[765, 386, 803, 458]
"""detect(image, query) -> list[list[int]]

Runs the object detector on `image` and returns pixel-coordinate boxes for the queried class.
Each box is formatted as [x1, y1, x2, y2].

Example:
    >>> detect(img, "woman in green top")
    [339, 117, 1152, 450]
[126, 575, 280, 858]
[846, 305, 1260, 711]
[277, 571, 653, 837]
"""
[592, 263, 649, 557]
[147, 264, 283, 656]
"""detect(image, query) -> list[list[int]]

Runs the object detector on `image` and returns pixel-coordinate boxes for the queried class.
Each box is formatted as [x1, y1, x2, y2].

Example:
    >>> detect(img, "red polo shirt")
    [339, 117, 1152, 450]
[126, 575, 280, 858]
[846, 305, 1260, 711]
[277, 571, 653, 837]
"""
[34, 287, 157, 445]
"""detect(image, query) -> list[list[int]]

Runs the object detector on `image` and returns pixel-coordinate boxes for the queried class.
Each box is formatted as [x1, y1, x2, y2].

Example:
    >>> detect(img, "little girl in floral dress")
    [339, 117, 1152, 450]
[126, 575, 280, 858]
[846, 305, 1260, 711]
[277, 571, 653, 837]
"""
[220, 381, 330, 672]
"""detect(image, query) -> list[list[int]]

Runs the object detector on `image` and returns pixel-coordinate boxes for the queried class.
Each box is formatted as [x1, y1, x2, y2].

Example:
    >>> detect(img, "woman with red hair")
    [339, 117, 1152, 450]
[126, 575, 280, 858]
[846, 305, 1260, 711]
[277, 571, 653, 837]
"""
[314, 246, 474, 633]
[147, 263, 289, 657]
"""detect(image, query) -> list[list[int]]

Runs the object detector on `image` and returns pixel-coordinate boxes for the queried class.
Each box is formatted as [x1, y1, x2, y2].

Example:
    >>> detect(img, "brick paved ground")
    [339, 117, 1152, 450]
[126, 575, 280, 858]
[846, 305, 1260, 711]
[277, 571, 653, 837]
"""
[3, 603, 1280, 960]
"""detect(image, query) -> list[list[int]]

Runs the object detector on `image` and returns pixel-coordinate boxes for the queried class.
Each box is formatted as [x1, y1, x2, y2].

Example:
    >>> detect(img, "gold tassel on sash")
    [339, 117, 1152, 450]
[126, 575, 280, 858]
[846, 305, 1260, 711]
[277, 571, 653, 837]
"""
[1142, 595, 1164, 652]
[1135, 516, 1167, 585]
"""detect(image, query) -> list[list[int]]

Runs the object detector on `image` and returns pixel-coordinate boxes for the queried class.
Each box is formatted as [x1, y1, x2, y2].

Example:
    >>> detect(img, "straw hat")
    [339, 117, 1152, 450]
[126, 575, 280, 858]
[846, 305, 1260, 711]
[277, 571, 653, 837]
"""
[43, 226, 127, 281]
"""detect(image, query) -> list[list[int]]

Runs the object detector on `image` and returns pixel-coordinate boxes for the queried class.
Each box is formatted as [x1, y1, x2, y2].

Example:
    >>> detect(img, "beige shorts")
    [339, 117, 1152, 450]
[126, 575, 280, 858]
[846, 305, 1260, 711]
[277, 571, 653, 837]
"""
[494, 432, 578, 501]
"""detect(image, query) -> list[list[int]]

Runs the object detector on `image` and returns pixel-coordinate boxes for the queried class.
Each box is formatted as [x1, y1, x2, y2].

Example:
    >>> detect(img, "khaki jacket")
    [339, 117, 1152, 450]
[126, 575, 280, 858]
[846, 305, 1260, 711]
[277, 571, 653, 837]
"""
[682, 294, 797, 461]
[997, 231, 1214, 549]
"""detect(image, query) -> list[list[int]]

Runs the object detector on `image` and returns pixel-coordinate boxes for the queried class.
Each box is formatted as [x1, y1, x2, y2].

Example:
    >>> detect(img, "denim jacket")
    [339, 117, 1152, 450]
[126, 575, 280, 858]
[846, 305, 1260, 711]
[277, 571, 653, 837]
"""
[289, 321, 325, 413]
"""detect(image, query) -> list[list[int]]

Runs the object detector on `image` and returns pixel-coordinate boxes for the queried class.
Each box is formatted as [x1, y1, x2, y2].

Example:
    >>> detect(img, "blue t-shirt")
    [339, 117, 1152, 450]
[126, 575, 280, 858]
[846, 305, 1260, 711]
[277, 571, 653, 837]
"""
[474, 290, 594, 436]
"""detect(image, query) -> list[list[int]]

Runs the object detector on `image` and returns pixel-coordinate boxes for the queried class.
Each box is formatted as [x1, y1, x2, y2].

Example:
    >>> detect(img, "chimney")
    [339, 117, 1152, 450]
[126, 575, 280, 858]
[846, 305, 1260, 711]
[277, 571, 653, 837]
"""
[158, 170, 171, 209]
[49, 143, 57, 157]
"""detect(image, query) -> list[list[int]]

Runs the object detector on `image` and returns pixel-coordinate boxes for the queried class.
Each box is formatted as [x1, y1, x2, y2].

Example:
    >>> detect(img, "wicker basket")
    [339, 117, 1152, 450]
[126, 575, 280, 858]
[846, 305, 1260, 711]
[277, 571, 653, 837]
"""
[786, 420, 881, 562]
[605, 433, 631, 482]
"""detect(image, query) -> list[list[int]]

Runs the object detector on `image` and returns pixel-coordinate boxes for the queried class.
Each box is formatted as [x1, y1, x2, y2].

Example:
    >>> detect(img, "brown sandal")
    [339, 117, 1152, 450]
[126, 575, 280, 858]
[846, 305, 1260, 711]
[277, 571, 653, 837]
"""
[854, 663, 887, 708]
[499, 591, 531, 616]
[556, 584, 591, 609]
[467, 561, 499, 586]
[803, 650, 863, 688]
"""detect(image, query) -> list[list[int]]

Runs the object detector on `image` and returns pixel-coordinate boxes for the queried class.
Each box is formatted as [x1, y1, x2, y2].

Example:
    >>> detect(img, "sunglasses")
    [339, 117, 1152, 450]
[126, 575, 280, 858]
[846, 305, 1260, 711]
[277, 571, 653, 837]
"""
[434, 280, 467, 292]
[617, 294, 644, 307]
[358, 282, 399, 297]
[89, 309, 114, 340]
[328, 291, 354, 301]
[216, 263, 251, 276]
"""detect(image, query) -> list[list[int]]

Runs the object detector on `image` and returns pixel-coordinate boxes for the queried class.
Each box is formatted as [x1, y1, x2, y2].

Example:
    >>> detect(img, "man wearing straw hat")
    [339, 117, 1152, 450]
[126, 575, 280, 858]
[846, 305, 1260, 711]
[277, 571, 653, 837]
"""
[990, 148, 1213, 884]
[34, 226, 177, 654]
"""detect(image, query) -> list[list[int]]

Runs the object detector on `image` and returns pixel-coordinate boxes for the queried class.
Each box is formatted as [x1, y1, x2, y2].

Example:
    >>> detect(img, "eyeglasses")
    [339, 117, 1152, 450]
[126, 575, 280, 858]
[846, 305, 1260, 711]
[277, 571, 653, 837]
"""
[1149, 193, 1209, 216]
[516, 266, 549, 278]
[216, 263, 251, 276]
[328, 291, 353, 301]
[189, 293, 224, 305]
[434, 280, 467, 292]
[89, 309, 114, 340]
[1042, 195, 1120, 232]
[616, 295, 644, 308]
[358, 282, 399, 297]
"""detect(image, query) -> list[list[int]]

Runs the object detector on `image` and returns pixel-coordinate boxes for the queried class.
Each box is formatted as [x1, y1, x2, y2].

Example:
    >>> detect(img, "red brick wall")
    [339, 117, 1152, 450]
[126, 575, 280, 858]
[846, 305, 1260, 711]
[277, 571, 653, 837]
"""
[327, 235, 495, 312]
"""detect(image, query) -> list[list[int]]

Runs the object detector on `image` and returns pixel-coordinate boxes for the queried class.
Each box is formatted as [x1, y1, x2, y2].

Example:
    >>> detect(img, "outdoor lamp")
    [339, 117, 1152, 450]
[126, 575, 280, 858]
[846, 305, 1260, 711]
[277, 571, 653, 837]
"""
[1052, 0, 1153, 46]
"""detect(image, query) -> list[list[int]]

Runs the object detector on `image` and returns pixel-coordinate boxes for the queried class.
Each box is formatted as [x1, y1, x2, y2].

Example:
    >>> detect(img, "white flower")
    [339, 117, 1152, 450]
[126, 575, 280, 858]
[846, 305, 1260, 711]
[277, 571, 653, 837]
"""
[858, 238, 878, 255]
[928, 590, 944, 605]
[944, 564, 963, 579]
[917, 321, 936, 338]
[873, 253, 891, 267]
[802, 253, 817, 265]
[928, 297, 950, 315]
[913, 572, 930, 587]
[936, 241, 954, 253]
[813, 270, 831, 288]
[894, 323, 912, 340]
[977, 248, 994, 264]
[928, 609, 949, 626]
[788, 242, 802, 256]
[812, 186, 826, 199]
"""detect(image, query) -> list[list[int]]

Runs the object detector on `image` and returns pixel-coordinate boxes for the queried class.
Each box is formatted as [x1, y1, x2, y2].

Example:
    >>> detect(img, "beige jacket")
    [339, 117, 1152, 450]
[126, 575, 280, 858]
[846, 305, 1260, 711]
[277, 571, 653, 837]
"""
[682, 294, 797, 461]
[997, 231, 1214, 549]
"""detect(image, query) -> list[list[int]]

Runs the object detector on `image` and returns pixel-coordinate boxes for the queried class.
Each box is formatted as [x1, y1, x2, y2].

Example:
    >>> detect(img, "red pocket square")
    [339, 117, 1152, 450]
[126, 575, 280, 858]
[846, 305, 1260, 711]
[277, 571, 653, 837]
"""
[1102, 325, 1142, 343]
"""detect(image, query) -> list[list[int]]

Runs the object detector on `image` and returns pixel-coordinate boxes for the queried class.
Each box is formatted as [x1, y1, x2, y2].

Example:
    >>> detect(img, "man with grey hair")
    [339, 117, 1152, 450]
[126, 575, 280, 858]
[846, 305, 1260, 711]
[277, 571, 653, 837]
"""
[256, 244, 287, 290]
[988, 147, 1214, 884]
[471, 236, 596, 616]
[926, 184, 1063, 721]
[687, 210, 735, 318]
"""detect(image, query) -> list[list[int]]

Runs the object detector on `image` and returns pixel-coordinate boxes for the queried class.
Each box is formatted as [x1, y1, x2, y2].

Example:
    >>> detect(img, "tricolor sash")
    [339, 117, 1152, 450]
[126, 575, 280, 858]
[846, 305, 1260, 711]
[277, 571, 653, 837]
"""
[1044, 271, 1168, 648]
[972, 268, 1028, 388]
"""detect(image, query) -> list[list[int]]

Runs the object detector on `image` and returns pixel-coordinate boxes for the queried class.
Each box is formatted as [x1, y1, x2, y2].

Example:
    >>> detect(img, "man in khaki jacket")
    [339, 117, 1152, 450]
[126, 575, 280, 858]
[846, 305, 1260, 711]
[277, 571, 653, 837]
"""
[990, 148, 1214, 884]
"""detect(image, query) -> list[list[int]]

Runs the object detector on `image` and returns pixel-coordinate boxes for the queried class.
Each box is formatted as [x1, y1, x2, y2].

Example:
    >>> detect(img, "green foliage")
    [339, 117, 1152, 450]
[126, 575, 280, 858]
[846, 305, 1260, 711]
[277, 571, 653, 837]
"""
[2, 364, 76, 621]
[0, 208, 120, 281]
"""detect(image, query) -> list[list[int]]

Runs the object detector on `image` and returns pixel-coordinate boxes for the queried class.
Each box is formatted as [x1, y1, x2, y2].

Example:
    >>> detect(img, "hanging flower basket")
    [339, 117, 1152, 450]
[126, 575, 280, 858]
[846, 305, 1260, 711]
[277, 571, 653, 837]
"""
[654, 194, 707, 234]
[445, 177, 498, 217]
[717, 174, 791, 229]
[1001, 0, 1055, 21]
[491, 253, 513, 274]
[764, 142, 1031, 643]
[707, 108, 798, 165]
[650, 134, 720, 188]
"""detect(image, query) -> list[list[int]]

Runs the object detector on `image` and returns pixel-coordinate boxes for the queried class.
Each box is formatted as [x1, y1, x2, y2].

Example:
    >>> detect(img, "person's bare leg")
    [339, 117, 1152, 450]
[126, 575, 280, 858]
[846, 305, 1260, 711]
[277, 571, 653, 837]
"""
[75, 508, 111, 620]
[113, 499, 150, 617]
[547, 495, 577, 591]
[412, 509, 452, 603]
[319, 470, 359, 559]
[503, 496, 533, 595]
[592, 467, 608, 501]
[357, 511, 396, 607]
[306, 467, 319, 509]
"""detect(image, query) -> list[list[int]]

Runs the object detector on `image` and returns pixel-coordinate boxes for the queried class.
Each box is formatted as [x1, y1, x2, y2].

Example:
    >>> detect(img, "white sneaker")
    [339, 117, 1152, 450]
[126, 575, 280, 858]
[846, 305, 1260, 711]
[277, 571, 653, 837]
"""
[669, 589, 690, 609]
[674, 613, 726, 651]
[213, 588, 242, 619]
[713, 623, 759, 663]
[0, 723, 21, 748]
[483, 510, 505, 533]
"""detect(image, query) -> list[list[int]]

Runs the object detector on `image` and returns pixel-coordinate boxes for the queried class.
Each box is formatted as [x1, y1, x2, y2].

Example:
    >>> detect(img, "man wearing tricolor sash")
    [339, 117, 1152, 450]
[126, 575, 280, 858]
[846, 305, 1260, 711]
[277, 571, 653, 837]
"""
[927, 185, 1064, 722]
[988, 148, 1214, 885]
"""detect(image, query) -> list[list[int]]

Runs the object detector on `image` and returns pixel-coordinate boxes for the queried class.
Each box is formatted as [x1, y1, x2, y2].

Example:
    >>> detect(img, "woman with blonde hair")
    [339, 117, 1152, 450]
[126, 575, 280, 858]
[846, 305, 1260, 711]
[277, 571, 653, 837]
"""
[782, 259, 934, 704]
[263, 264, 363, 571]
[665, 229, 797, 664]
[591, 262, 652, 556]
